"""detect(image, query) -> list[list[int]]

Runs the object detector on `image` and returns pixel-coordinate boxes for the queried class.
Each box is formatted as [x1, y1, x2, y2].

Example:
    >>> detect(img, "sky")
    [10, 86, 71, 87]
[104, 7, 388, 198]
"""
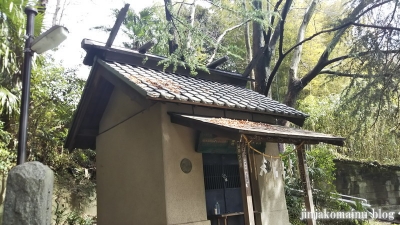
[43, 0, 163, 78]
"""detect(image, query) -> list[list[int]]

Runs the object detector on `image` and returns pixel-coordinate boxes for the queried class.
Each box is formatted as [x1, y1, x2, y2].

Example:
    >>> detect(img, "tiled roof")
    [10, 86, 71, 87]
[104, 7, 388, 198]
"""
[103, 60, 308, 119]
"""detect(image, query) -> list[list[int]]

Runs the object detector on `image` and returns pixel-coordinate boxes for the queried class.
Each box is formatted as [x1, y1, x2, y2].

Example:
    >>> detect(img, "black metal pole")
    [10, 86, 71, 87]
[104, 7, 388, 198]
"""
[17, 7, 37, 165]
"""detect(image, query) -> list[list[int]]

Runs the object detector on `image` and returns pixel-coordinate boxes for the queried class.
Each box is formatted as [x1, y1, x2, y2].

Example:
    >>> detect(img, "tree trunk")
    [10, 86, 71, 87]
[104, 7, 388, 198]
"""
[58, 0, 69, 25]
[243, 0, 254, 90]
[278, 77, 303, 126]
[187, 0, 196, 49]
[252, 0, 267, 95]
[52, 0, 61, 26]
[164, 0, 177, 54]
[278, 0, 318, 127]
[289, 0, 318, 82]
[37, 0, 48, 12]
[0, 173, 5, 206]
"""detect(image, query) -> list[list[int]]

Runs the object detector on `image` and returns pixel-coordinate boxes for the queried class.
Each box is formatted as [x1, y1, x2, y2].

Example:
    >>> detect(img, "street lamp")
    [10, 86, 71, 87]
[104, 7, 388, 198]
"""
[17, 6, 69, 165]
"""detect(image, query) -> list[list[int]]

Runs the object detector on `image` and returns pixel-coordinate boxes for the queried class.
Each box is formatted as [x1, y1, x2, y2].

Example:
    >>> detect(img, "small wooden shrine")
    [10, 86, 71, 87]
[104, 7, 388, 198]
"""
[65, 36, 344, 225]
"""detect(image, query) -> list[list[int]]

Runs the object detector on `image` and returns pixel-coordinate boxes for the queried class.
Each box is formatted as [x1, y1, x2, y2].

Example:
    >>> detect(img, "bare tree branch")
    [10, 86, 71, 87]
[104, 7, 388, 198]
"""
[270, 11, 398, 65]
[319, 70, 373, 78]
[288, 0, 318, 80]
[277, 12, 398, 67]
[300, 0, 393, 88]
[187, 0, 197, 49]
[278, 0, 393, 67]
[389, 0, 398, 24]
[350, 22, 400, 32]
[208, 19, 250, 63]
[52, 0, 61, 26]
[58, 0, 69, 25]
[242, 0, 255, 90]
[271, 0, 392, 109]
[268, 0, 287, 49]
[242, 0, 283, 78]
[201, 0, 239, 13]
[172, 1, 195, 6]
[241, 0, 288, 77]
[266, 0, 318, 97]
[164, 0, 178, 54]
[324, 50, 400, 66]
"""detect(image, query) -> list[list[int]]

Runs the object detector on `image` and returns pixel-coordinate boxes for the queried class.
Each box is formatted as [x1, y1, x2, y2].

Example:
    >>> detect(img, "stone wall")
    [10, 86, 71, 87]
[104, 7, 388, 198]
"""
[334, 159, 400, 210]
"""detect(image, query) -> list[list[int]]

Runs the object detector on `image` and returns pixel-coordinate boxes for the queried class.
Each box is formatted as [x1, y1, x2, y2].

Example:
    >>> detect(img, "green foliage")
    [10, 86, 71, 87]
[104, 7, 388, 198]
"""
[297, 91, 400, 165]
[120, 7, 170, 56]
[25, 57, 97, 216]
[54, 203, 96, 225]
[65, 212, 96, 225]
[0, 122, 14, 175]
[100, 0, 260, 74]
[0, 0, 45, 87]
[0, 2, 97, 223]
[283, 145, 368, 225]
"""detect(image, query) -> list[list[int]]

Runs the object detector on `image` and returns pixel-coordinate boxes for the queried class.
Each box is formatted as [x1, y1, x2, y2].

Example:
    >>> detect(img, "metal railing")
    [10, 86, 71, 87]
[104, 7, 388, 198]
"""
[286, 187, 371, 210]
[287, 188, 400, 223]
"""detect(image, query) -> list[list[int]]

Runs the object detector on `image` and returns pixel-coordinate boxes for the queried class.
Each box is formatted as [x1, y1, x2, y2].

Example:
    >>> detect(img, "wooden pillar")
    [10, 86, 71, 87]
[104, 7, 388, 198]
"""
[296, 144, 316, 225]
[237, 140, 255, 225]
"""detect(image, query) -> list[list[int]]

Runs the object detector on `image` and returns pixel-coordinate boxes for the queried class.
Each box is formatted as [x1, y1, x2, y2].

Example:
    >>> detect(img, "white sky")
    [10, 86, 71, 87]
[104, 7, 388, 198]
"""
[44, 0, 163, 78]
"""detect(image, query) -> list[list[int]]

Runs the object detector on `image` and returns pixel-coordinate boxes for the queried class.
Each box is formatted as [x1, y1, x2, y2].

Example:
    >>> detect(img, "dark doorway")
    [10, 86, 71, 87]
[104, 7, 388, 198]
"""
[203, 154, 244, 225]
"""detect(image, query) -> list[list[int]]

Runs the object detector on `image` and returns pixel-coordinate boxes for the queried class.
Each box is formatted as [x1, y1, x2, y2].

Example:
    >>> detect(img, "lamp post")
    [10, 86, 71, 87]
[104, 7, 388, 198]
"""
[17, 6, 69, 165]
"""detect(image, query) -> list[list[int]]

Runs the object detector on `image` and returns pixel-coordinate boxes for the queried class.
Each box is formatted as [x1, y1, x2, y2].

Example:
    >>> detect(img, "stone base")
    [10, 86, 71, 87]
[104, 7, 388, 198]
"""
[3, 162, 54, 225]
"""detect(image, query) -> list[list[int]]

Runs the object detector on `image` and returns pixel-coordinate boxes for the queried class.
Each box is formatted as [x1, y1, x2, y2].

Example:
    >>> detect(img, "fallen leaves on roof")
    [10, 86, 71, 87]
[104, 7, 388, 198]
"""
[209, 117, 271, 129]
[128, 74, 182, 94]
[182, 115, 344, 141]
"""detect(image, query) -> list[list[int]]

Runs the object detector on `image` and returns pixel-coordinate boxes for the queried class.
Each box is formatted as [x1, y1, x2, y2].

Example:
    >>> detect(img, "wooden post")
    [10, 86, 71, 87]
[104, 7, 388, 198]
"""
[105, 4, 130, 48]
[237, 140, 255, 225]
[296, 144, 316, 225]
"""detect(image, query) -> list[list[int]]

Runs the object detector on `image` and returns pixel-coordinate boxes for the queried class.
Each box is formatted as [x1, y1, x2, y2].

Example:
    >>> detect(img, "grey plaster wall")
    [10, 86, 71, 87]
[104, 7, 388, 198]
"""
[96, 88, 210, 225]
[97, 88, 167, 225]
[334, 160, 400, 210]
[161, 104, 210, 225]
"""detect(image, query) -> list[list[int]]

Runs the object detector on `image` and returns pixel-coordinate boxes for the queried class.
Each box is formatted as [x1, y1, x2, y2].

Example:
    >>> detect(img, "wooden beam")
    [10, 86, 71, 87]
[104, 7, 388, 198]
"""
[296, 144, 316, 225]
[66, 62, 101, 151]
[138, 38, 157, 54]
[242, 45, 268, 77]
[237, 140, 255, 225]
[105, 4, 130, 48]
[207, 56, 229, 69]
